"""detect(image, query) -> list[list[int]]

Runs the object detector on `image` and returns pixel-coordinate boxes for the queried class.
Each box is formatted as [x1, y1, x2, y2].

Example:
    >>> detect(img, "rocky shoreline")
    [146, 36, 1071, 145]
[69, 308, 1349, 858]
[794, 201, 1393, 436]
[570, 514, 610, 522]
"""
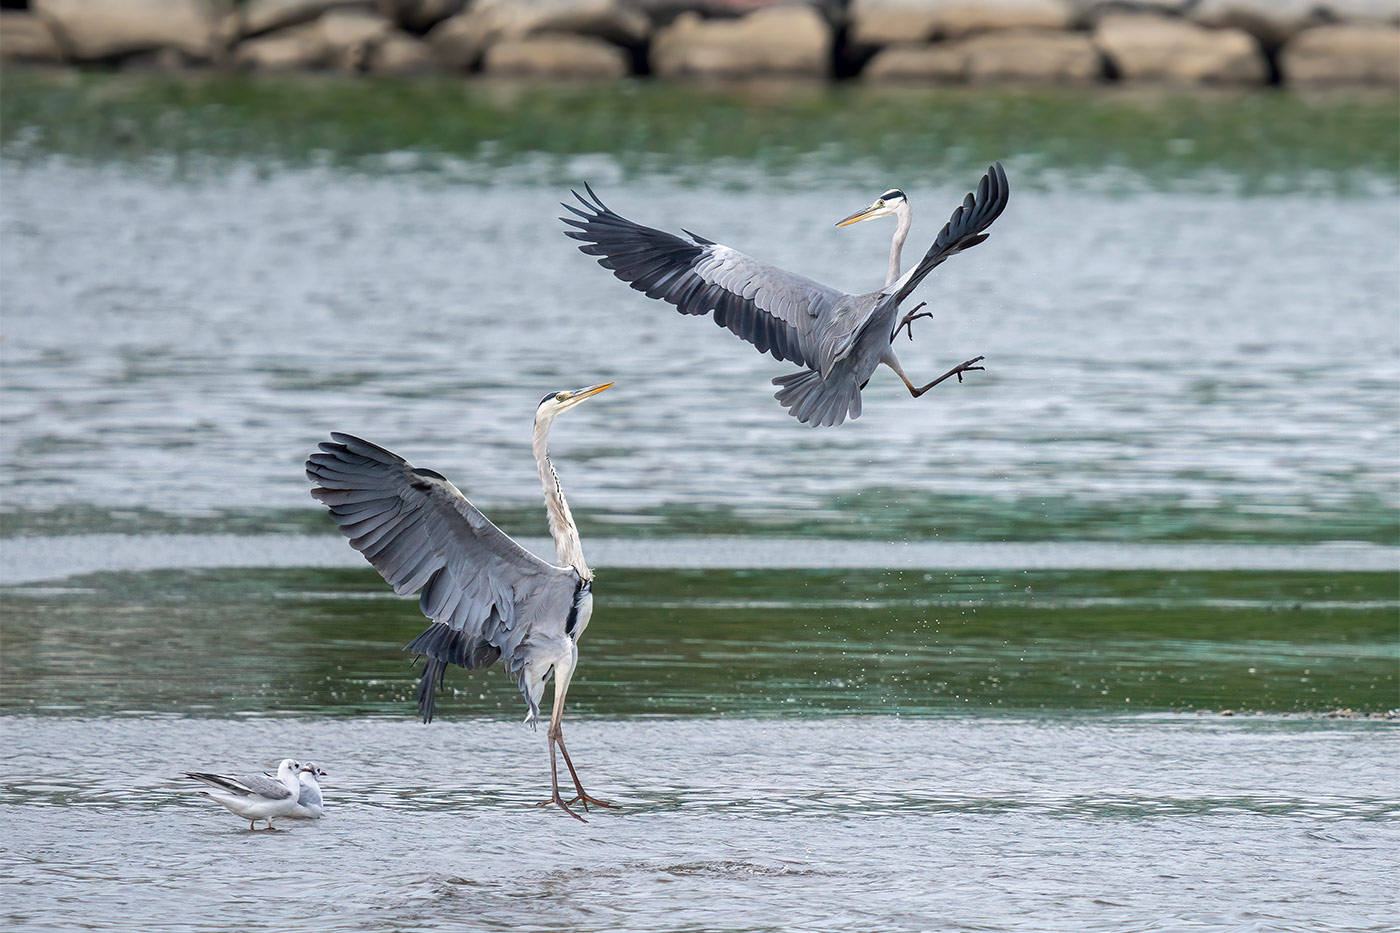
[1, 1, 1397, 90]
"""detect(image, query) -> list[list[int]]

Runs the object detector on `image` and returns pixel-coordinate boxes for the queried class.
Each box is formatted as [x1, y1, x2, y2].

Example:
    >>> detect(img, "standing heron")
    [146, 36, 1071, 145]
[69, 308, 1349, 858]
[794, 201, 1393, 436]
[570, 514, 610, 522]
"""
[306, 383, 614, 822]
[563, 163, 1009, 426]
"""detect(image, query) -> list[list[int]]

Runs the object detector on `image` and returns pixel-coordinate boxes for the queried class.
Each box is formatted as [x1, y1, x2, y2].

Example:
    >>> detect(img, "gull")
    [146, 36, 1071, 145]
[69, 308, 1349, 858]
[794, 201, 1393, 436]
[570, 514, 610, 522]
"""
[282, 762, 327, 820]
[185, 758, 302, 830]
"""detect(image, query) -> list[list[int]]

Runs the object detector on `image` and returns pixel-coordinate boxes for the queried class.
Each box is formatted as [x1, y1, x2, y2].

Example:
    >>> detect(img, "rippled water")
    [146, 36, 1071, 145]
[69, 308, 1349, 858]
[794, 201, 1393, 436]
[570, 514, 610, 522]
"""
[2, 717, 1397, 933]
[2, 150, 1398, 932]
[1, 159, 1396, 542]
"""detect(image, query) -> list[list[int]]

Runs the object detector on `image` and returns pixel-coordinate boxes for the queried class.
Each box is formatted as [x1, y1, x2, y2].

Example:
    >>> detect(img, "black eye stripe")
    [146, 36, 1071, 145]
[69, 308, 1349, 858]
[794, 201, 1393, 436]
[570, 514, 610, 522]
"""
[880, 189, 905, 201]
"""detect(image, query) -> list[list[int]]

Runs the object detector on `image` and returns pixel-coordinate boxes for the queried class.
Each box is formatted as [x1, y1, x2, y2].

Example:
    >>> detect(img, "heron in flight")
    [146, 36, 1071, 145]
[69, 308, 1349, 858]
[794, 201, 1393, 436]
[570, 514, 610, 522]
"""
[563, 163, 1009, 426]
[306, 383, 614, 822]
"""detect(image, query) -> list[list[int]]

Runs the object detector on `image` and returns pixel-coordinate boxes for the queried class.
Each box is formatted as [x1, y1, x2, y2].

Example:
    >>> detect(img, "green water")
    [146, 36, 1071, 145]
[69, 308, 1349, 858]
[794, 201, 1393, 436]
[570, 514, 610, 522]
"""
[3, 71, 1396, 186]
[3, 566, 1393, 717]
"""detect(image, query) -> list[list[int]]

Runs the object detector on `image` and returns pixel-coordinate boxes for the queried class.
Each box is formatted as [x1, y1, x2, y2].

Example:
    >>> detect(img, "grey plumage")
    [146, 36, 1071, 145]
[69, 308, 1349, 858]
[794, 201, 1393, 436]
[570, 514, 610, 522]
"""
[563, 163, 1010, 426]
[185, 771, 295, 800]
[306, 383, 616, 821]
[306, 431, 585, 725]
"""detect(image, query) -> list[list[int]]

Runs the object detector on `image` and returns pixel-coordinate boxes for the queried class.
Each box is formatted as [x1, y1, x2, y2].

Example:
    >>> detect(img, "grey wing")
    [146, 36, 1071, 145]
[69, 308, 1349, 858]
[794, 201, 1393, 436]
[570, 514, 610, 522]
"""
[820, 163, 1011, 367]
[237, 773, 294, 800]
[888, 162, 1010, 307]
[184, 772, 291, 799]
[562, 184, 844, 369]
[306, 433, 582, 723]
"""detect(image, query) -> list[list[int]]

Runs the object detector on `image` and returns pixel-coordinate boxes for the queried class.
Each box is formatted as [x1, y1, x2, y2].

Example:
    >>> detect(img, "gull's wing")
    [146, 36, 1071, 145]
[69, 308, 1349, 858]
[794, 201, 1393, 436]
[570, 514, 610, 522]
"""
[562, 184, 845, 370]
[307, 433, 583, 722]
[185, 772, 293, 800]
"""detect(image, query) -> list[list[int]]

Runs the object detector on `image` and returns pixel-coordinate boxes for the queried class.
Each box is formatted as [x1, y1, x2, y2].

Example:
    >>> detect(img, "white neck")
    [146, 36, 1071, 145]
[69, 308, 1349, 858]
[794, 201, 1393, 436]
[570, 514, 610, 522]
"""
[887, 201, 912, 286]
[533, 412, 590, 578]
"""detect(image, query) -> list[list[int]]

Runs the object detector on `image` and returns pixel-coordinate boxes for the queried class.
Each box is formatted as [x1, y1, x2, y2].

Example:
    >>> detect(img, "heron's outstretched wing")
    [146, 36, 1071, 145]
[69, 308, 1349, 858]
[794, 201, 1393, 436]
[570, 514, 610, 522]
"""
[185, 772, 294, 800]
[888, 162, 1010, 307]
[307, 433, 581, 722]
[562, 184, 844, 369]
[817, 163, 1012, 369]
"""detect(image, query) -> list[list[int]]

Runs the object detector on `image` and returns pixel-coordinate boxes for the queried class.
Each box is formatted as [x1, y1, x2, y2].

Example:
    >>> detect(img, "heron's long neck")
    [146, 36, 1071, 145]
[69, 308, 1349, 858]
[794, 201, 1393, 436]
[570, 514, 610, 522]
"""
[887, 203, 912, 286]
[533, 415, 590, 579]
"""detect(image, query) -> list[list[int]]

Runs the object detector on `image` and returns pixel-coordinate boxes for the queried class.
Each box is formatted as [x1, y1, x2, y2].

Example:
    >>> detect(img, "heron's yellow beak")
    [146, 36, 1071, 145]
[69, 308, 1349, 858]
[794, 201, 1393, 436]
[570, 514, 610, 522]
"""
[569, 382, 613, 401]
[835, 204, 880, 227]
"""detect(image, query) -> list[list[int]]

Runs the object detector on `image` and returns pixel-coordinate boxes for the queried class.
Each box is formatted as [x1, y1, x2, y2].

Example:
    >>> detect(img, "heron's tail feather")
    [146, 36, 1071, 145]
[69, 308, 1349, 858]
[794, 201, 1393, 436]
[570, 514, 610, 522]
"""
[772, 369, 862, 427]
[406, 622, 502, 723]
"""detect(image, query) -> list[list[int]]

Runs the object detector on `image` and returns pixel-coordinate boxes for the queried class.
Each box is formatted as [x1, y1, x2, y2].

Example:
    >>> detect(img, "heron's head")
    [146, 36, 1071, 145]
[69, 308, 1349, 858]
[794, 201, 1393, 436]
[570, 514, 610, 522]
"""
[836, 189, 907, 227]
[536, 382, 613, 423]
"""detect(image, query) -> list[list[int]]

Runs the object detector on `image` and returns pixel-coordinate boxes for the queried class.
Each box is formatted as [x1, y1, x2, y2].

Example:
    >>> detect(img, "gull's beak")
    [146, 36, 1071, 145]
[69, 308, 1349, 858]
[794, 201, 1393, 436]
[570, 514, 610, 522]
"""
[835, 203, 880, 227]
[567, 382, 613, 402]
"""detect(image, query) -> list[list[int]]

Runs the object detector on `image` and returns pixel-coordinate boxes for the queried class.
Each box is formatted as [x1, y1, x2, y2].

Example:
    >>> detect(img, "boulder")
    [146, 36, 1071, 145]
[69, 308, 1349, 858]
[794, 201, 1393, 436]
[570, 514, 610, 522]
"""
[864, 30, 1100, 82]
[863, 41, 968, 81]
[426, 0, 647, 71]
[320, 8, 394, 68]
[240, 0, 374, 38]
[368, 31, 436, 73]
[1191, 0, 1400, 48]
[425, 13, 486, 69]
[1094, 12, 1267, 84]
[33, 0, 217, 60]
[483, 35, 629, 78]
[850, 0, 1073, 46]
[0, 11, 64, 62]
[232, 22, 328, 69]
[1279, 24, 1400, 86]
[651, 7, 832, 78]
[1062, 0, 1190, 28]
[376, 0, 467, 33]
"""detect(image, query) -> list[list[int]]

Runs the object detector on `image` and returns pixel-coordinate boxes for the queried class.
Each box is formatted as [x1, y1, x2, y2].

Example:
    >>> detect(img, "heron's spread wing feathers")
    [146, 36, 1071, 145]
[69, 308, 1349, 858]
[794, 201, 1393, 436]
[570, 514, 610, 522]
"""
[562, 184, 843, 369]
[307, 434, 581, 721]
[889, 162, 1010, 307]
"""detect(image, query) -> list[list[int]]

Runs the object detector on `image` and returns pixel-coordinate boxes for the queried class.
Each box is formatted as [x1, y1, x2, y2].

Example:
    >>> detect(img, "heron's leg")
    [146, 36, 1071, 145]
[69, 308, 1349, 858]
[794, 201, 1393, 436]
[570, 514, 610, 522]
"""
[894, 302, 933, 341]
[554, 728, 613, 810]
[534, 656, 586, 822]
[909, 357, 985, 397]
[883, 347, 984, 398]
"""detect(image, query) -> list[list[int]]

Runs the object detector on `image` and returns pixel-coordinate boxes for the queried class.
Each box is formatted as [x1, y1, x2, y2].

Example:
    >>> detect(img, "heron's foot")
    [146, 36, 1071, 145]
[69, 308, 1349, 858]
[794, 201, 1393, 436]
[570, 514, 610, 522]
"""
[536, 792, 587, 823]
[895, 302, 932, 342]
[566, 791, 614, 812]
[910, 356, 986, 397]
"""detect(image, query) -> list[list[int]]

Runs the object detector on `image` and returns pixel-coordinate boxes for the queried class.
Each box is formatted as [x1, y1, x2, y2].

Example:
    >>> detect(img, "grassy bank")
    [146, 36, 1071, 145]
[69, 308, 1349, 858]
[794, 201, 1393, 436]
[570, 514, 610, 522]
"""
[2, 69, 1396, 186]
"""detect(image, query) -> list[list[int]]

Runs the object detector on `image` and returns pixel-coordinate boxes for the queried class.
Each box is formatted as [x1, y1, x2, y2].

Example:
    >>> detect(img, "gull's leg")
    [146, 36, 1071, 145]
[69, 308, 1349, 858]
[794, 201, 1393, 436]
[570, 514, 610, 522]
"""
[534, 654, 585, 822]
[882, 346, 984, 399]
[894, 302, 933, 341]
[249, 820, 255, 831]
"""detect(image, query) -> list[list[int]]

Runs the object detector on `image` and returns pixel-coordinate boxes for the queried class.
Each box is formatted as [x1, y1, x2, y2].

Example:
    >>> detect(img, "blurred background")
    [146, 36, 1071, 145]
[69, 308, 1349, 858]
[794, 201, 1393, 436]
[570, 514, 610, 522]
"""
[1, 3, 1397, 931]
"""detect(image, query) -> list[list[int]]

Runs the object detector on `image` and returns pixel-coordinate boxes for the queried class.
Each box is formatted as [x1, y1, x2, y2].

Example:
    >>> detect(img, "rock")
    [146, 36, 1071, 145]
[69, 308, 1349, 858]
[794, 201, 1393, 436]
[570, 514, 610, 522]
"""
[33, 0, 217, 60]
[240, 0, 374, 38]
[1094, 12, 1267, 84]
[232, 21, 328, 69]
[863, 41, 967, 81]
[376, 0, 466, 33]
[483, 35, 629, 78]
[864, 30, 1101, 82]
[651, 7, 832, 78]
[1280, 24, 1400, 86]
[850, 0, 1074, 46]
[425, 13, 486, 69]
[319, 8, 393, 68]
[426, 0, 647, 71]
[368, 31, 435, 73]
[0, 11, 64, 62]
[1192, 0, 1400, 48]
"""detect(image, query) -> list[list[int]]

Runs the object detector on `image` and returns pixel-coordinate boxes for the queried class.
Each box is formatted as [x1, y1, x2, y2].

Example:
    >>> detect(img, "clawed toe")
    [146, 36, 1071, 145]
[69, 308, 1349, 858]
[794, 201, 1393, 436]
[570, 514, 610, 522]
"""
[567, 792, 614, 811]
[537, 794, 587, 822]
